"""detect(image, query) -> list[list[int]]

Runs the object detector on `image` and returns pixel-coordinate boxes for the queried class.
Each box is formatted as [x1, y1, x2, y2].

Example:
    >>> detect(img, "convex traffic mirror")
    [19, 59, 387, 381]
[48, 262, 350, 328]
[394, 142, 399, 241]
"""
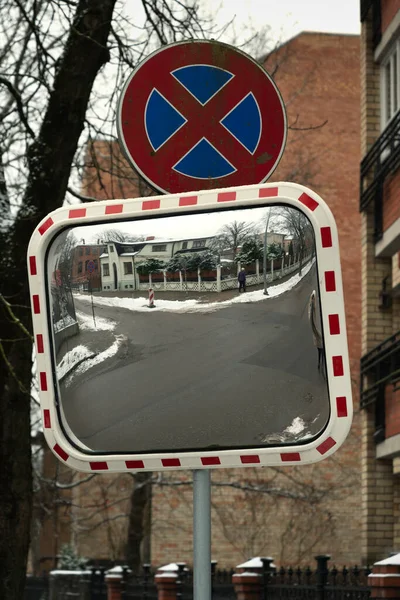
[28, 182, 352, 472]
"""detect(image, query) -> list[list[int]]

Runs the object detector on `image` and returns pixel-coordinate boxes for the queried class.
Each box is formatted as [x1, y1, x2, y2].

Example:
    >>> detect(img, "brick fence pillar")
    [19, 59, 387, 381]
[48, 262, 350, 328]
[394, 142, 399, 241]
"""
[105, 566, 123, 600]
[232, 572, 262, 600]
[232, 556, 275, 600]
[369, 553, 400, 599]
[155, 573, 178, 600]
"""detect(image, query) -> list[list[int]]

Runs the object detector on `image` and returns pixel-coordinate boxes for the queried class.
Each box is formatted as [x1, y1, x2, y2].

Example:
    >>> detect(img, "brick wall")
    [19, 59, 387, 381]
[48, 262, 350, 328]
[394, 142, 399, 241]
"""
[381, 0, 400, 34]
[385, 386, 400, 438]
[383, 169, 400, 231]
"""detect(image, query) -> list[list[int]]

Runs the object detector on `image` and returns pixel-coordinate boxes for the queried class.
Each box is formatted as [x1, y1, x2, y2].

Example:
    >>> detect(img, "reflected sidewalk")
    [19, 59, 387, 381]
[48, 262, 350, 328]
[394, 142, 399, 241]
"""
[89, 267, 302, 304]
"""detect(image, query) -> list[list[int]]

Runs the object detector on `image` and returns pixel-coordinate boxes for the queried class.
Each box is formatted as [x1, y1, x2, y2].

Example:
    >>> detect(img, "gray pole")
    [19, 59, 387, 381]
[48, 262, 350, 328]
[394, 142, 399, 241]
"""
[263, 210, 271, 295]
[193, 469, 211, 600]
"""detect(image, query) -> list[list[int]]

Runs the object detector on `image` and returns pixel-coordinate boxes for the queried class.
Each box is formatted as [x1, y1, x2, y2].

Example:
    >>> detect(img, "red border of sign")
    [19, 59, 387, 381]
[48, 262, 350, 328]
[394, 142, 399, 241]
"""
[117, 40, 287, 194]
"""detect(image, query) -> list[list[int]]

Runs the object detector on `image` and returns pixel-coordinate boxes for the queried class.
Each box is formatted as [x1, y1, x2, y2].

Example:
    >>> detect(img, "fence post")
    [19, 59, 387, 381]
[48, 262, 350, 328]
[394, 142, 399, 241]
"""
[270, 259, 274, 282]
[217, 265, 221, 292]
[368, 553, 400, 600]
[176, 563, 186, 600]
[198, 267, 201, 292]
[155, 573, 177, 600]
[105, 566, 124, 600]
[315, 555, 330, 600]
[256, 259, 260, 282]
[233, 557, 273, 600]
[232, 572, 262, 600]
[261, 557, 275, 600]
[163, 270, 167, 291]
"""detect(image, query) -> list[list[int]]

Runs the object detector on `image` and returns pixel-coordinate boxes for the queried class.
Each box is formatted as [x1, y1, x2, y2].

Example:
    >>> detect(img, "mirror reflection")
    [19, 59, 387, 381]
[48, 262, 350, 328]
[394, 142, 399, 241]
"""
[47, 204, 329, 454]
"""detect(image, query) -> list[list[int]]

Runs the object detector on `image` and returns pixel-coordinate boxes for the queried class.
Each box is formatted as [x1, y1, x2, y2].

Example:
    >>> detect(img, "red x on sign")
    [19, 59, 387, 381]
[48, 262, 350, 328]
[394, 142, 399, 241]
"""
[118, 40, 287, 194]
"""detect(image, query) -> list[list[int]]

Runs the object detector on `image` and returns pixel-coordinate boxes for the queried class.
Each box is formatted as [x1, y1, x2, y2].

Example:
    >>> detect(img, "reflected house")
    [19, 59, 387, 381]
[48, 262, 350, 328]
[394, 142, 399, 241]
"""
[100, 236, 214, 291]
[70, 243, 105, 291]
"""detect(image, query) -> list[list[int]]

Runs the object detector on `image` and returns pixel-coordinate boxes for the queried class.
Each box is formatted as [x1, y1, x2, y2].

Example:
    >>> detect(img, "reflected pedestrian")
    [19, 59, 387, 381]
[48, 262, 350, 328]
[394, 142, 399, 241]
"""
[238, 267, 246, 293]
[308, 290, 325, 374]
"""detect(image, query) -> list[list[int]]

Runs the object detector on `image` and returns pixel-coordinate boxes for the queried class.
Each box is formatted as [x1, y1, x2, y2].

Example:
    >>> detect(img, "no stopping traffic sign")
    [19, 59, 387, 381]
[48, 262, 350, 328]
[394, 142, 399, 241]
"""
[117, 40, 287, 194]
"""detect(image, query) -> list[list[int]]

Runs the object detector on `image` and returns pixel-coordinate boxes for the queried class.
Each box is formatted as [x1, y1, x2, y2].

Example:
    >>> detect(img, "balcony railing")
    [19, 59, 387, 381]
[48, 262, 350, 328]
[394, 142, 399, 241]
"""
[360, 330, 400, 409]
[360, 111, 400, 240]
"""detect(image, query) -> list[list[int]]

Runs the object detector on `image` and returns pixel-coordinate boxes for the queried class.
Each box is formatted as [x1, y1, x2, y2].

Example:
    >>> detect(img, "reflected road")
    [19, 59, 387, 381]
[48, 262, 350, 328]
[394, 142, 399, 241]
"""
[58, 264, 329, 453]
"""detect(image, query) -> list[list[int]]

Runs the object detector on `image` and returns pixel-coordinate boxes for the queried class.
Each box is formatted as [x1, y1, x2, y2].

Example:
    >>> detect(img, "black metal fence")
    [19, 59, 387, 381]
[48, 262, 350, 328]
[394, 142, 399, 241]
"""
[24, 556, 372, 600]
[260, 556, 371, 600]
[24, 575, 49, 600]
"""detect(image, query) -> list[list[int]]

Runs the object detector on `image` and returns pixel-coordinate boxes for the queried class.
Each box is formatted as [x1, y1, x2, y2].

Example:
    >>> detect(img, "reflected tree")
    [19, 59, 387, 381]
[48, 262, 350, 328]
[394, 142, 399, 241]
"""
[235, 238, 263, 265]
[212, 220, 255, 260]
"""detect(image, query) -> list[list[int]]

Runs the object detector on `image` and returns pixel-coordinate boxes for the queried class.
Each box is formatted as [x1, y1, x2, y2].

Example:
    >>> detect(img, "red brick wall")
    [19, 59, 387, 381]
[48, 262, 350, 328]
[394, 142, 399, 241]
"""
[381, 0, 400, 35]
[383, 169, 400, 231]
[385, 385, 400, 438]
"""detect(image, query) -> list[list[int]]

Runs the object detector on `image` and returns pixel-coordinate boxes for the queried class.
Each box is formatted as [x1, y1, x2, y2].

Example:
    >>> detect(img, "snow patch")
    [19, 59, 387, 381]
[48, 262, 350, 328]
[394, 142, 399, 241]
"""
[76, 310, 116, 331]
[57, 345, 93, 380]
[65, 335, 126, 385]
[283, 416, 307, 436]
[236, 557, 275, 569]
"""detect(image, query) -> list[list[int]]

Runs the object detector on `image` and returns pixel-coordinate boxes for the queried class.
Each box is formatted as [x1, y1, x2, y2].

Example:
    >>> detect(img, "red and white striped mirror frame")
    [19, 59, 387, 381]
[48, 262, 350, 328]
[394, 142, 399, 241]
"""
[27, 181, 353, 473]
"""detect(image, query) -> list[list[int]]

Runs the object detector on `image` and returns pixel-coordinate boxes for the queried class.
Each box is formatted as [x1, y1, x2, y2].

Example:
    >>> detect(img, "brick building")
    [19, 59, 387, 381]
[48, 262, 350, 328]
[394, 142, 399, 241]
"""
[359, 0, 400, 564]
[70, 243, 105, 291]
[33, 31, 363, 571]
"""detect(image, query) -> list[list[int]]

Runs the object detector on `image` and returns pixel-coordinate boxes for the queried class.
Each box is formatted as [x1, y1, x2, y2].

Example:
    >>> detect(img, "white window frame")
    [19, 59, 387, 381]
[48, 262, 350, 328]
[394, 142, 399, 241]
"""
[380, 38, 400, 130]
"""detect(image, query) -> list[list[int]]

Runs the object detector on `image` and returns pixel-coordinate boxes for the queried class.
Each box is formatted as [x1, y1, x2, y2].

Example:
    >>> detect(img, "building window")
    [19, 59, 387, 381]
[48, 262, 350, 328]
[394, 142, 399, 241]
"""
[103, 263, 110, 277]
[182, 241, 188, 249]
[79, 247, 83, 256]
[152, 244, 167, 252]
[78, 262, 83, 274]
[123, 262, 133, 275]
[85, 260, 89, 271]
[93, 259, 98, 270]
[193, 239, 206, 248]
[381, 40, 400, 127]
[85, 246, 90, 255]
[109, 245, 114, 253]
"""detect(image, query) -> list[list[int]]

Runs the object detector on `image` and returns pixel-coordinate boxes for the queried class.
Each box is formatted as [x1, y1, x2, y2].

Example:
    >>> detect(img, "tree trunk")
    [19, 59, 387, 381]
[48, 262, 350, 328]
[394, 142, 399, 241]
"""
[126, 473, 153, 573]
[0, 2, 116, 597]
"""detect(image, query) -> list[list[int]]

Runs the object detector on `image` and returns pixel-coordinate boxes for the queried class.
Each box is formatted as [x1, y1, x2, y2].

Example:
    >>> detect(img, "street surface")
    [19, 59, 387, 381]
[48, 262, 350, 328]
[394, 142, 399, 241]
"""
[56, 264, 329, 454]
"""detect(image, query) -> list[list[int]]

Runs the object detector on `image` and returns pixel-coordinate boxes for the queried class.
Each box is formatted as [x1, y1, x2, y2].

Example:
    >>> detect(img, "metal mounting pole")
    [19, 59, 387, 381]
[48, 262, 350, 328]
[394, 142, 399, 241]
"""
[193, 469, 211, 600]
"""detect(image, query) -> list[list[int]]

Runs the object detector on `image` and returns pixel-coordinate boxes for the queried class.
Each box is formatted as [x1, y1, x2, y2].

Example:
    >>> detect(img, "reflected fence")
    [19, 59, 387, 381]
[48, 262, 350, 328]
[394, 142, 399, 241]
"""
[136, 254, 312, 294]
[25, 555, 372, 600]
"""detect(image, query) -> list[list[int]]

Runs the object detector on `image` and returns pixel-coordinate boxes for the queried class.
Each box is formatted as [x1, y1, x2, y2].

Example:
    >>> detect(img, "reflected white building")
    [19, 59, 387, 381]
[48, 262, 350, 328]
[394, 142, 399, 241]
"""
[100, 237, 214, 291]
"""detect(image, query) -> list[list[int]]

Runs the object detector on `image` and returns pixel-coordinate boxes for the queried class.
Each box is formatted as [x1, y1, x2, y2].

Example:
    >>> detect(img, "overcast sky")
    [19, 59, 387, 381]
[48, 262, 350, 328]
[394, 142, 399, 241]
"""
[203, 0, 360, 45]
[69, 206, 274, 244]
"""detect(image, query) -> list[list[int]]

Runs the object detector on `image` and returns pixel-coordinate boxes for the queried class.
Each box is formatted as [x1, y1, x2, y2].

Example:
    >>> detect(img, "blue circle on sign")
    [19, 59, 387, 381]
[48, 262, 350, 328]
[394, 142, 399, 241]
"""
[87, 260, 95, 274]
[144, 64, 262, 180]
